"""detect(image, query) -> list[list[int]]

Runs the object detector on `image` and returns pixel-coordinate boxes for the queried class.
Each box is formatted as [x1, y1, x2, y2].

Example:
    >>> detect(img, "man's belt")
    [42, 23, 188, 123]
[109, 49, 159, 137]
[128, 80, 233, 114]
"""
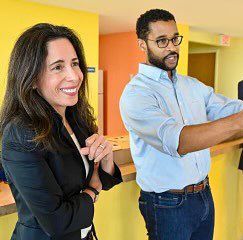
[168, 177, 209, 194]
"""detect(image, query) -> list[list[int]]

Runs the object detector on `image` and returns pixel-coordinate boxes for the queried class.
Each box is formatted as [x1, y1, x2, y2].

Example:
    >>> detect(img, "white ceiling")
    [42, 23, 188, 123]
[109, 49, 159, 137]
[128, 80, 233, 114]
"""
[29, 0, 243, 37]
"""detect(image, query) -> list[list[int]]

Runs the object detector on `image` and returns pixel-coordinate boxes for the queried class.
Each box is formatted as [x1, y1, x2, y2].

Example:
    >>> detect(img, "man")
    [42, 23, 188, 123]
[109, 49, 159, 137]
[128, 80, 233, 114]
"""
[119, 9, 243, 240]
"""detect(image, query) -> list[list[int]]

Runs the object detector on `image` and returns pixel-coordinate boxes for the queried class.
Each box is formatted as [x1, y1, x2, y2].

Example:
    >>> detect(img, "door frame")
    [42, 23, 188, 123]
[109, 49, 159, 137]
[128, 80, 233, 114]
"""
[188, 49, 219, 93]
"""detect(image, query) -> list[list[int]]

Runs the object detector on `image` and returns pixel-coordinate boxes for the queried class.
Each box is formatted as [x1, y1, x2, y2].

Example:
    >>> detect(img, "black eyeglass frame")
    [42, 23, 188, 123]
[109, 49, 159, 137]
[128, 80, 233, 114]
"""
[147, 35, 183, 48]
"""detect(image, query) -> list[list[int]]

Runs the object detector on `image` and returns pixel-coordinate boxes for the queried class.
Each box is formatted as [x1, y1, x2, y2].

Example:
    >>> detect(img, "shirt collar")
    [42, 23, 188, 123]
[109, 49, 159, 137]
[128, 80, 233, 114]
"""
[138, 63, 178, 84]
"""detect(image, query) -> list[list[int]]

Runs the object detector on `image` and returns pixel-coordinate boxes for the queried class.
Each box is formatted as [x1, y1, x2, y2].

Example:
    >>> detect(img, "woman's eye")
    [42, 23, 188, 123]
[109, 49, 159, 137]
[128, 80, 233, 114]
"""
[52, 65, 63, 71]
[72, 62, 79, 67]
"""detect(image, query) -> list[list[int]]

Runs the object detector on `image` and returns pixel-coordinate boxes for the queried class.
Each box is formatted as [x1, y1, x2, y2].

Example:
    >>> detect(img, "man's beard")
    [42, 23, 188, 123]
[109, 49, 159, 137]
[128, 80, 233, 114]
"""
[147, 46, 179, 71]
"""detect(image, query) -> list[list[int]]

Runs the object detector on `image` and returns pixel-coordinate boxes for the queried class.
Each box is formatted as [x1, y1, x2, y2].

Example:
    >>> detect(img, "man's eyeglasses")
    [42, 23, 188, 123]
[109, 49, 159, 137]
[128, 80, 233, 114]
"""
[147, 35, 183, 48]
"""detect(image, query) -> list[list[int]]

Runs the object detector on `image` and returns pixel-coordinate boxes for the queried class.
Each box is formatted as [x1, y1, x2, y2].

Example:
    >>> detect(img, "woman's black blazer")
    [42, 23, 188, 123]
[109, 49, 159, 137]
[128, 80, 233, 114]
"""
[2, 107, 122, 240]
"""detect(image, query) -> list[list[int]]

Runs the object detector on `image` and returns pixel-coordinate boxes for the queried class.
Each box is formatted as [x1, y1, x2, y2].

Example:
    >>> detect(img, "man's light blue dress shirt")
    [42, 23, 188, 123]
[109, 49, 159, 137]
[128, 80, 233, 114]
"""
[120, 63, 243, 193]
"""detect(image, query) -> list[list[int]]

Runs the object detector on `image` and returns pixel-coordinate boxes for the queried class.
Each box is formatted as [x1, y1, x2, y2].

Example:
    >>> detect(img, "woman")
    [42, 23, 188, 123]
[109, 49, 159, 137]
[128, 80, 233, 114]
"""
[0, 23, 122, 240]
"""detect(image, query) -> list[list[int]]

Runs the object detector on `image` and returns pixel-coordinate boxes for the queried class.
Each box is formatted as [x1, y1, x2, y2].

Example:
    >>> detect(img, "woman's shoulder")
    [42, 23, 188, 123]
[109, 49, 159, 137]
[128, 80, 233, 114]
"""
[2, 120, 38, 151]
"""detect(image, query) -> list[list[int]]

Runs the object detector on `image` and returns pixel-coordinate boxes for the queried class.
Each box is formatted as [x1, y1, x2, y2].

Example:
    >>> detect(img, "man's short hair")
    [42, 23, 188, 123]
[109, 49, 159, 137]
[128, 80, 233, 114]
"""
[136, 9, 176, 40]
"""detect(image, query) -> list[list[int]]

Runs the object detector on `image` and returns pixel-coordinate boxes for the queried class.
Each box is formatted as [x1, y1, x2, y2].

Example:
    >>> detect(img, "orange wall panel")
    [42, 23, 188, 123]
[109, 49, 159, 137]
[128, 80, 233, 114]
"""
[99, 32, 145, 136]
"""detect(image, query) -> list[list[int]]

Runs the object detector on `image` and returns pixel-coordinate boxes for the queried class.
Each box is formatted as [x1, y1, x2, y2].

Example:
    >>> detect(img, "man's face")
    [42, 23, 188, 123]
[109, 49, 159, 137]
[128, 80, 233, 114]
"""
[141, 20, 180, 71]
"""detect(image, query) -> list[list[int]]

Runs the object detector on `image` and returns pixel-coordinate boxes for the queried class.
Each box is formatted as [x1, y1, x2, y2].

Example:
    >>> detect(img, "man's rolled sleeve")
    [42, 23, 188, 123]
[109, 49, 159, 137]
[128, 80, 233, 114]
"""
[159, 122, 185, 158]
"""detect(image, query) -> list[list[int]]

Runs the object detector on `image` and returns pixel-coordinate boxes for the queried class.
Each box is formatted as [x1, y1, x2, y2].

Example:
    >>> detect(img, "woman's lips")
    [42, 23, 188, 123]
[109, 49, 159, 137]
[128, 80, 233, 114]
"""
[60, 87, 78, 96]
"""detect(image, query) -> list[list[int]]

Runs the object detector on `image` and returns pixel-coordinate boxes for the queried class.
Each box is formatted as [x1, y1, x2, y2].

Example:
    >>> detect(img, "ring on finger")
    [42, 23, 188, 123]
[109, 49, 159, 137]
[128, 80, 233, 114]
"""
[98, 144, 105, 149]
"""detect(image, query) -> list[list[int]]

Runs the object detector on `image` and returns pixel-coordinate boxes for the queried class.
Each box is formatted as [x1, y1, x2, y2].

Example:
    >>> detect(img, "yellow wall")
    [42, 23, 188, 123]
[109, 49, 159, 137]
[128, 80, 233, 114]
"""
[210, 151, 243, 240]
[0, 213, 18, 239]
[177, 24, 190, 75]
[189, 29, 221, 46]
[0, 0, 99, 114]
[217, 37, 243, 98]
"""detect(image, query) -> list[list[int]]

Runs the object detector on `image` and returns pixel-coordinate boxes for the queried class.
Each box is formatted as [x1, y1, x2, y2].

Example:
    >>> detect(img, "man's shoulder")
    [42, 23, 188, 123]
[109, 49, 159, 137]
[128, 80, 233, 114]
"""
[177, 74, 207, 90]
[177, 74, 199, 84]
[122, 74, 154, 95]
[120, 80, 154, 107]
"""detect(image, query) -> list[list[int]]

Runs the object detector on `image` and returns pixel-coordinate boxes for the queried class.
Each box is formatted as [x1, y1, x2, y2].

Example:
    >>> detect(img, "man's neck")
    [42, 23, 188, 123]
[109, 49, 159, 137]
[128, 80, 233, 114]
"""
[167, 70, 173, 80]
[145, 61, 173, 80]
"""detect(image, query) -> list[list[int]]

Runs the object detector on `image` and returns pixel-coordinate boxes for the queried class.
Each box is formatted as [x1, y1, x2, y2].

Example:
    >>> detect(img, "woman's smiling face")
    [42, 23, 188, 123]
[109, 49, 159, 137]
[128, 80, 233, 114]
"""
[36, 38, 83, 116]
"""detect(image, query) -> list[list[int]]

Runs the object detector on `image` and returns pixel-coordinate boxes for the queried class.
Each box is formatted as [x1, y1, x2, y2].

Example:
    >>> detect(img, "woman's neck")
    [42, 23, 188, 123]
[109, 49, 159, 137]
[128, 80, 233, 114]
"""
[52, 106, 73, 135]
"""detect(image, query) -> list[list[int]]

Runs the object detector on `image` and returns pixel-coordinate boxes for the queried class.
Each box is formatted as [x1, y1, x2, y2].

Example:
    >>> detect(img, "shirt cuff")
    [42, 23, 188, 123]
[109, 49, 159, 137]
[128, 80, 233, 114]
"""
[159, 123, 185, 158]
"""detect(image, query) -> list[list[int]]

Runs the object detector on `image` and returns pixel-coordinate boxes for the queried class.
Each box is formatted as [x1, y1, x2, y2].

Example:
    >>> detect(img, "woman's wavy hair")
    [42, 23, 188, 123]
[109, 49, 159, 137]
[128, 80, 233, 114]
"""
[0, 23, 97, 150]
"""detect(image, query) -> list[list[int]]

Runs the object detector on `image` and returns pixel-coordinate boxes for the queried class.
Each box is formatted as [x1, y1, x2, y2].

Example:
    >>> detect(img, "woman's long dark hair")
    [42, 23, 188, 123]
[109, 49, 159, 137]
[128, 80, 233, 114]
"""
[0, 23, 97, 150]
